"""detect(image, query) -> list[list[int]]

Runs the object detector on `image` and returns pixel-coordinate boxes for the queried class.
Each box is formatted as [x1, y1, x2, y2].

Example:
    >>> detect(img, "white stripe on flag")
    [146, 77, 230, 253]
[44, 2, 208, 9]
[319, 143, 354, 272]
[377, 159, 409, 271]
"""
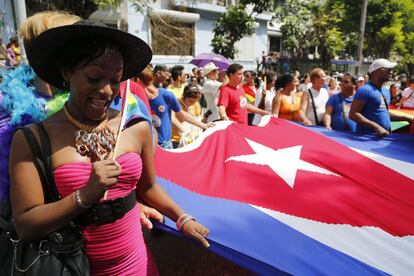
[352, 148, 414, 180]
[253, 205, 414, 276]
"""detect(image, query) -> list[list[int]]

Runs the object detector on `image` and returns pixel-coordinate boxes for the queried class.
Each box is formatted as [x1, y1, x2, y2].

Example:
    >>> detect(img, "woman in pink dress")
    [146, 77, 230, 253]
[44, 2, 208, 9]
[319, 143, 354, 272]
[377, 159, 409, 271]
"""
[9, 20, 209, 275]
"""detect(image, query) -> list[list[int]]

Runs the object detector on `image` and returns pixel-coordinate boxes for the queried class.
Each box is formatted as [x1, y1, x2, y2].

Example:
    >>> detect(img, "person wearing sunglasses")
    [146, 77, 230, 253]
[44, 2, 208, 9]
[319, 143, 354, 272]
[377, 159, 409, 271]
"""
[323, 73, 357, 132]
[350, 59, 413, 137]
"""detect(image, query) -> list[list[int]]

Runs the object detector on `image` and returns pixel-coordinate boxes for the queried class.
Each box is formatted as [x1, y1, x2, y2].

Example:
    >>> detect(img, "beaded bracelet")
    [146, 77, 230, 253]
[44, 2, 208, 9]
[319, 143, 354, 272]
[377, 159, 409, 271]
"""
[176, 213, 195, 231]
[75, 190, 91, 209]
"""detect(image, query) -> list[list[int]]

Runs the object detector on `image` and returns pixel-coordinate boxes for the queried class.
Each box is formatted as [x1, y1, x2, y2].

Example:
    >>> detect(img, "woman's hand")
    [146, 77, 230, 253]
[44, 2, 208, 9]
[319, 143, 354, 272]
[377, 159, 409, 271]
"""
[206, 122, 215, 128]
[81, 160, 122, 205]
[303, 119, 312, 126]
[181, 220, 210, 248]
[375, 125, 389, 137]
[139, 203, 164, 230]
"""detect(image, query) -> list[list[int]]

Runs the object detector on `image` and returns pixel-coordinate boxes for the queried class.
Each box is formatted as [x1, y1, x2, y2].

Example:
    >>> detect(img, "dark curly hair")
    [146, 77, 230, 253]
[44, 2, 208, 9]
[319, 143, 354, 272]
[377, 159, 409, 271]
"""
[183, 83, 201, 99]
[275, 74, 294, 90]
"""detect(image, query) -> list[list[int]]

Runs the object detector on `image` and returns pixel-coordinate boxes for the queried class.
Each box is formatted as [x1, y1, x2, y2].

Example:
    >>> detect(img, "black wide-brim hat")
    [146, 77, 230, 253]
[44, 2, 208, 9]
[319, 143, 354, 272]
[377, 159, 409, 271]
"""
[27, 20, 152, 90]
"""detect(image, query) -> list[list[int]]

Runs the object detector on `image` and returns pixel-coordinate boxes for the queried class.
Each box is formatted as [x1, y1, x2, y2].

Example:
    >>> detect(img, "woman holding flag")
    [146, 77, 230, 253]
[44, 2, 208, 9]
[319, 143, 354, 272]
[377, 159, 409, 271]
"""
[8, 20, 209, 275]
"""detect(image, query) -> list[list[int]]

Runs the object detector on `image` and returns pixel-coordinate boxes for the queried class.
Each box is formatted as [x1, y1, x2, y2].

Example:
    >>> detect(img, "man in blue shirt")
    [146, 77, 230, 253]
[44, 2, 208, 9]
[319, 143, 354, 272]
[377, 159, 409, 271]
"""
[139, 66, 214, 149]
[350, 59, 413, 137]
[323, 73, 356, 132]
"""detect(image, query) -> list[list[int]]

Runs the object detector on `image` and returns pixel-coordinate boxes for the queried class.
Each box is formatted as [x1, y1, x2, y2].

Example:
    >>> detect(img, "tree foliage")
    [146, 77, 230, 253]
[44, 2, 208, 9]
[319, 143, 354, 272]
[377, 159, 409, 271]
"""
[275, 0, 346, 69]
[274, 0, 313, 60]
[277, 0, 414, 73]
[211, 0, 273, 59]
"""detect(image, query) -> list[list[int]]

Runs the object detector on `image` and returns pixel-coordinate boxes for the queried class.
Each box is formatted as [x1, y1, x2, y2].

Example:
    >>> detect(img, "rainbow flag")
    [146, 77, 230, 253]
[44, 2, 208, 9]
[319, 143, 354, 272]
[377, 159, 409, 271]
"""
[110, 81, 151, 129]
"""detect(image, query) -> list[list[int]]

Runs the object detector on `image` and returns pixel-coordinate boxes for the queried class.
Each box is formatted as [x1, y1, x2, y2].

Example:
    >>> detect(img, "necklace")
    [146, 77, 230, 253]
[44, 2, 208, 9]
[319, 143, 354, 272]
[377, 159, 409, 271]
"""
[64, 104, 117, 161]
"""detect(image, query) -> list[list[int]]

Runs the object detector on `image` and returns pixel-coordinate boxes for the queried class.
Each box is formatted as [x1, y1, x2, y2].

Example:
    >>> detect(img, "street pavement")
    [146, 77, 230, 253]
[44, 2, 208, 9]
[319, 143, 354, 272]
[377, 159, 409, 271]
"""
[144, 229, 254, 275]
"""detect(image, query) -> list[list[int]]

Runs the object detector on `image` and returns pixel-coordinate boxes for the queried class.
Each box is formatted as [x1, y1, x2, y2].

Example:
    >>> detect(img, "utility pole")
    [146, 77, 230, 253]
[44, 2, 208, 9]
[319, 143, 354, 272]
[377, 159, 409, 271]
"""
[355, 0, 368, 76]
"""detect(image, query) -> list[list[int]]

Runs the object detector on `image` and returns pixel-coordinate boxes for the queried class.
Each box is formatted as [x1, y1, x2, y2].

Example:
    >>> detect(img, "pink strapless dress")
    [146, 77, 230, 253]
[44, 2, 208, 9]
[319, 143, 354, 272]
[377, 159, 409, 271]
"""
[54, 152, 158, 276]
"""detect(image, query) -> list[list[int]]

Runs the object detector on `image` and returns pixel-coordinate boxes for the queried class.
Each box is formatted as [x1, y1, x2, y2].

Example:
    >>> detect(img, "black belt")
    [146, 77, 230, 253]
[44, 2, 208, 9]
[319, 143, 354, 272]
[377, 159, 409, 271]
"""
[75, 192, 137, 227]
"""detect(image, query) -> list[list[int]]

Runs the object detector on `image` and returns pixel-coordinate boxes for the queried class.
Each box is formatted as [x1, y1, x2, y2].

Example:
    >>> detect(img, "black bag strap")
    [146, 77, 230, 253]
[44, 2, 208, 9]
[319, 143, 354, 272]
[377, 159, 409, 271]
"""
[20, 124, 61, 203]
[379, 91, 389, 111]
[37, 123, 61, 201]
[0, 216, 10, 230]
[20, 127, 53, 203]
[308, 89, 319, 124]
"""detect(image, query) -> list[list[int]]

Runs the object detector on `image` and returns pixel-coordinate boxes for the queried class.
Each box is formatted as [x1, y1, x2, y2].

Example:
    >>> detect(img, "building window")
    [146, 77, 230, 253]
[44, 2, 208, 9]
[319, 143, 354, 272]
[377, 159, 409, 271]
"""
[269, 36, 281, 53]
[150, 16, 195, 56]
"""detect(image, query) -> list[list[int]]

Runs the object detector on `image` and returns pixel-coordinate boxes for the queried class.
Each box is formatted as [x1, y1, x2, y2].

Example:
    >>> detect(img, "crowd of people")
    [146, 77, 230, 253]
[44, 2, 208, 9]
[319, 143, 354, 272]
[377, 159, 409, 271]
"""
[132, 58, 413, 149]
[0, 36, 21, 68]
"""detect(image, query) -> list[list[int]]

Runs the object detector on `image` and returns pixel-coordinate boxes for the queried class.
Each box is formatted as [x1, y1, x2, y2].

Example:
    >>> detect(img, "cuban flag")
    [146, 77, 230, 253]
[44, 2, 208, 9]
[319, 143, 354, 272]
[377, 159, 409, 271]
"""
[153, 116, 414, 275]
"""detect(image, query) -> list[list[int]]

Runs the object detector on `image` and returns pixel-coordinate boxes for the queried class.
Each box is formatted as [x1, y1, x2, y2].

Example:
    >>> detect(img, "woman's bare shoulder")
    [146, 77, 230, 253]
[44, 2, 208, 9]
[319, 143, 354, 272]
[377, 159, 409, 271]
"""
[127, 119, 151, 139]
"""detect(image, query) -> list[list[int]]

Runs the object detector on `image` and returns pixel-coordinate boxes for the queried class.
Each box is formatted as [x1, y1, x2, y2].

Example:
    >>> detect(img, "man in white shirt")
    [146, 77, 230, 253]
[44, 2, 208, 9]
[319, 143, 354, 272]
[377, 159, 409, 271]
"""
[399, 75, 414, 109]
[299, 68, 330, 126]
[201, 62, 222, 122]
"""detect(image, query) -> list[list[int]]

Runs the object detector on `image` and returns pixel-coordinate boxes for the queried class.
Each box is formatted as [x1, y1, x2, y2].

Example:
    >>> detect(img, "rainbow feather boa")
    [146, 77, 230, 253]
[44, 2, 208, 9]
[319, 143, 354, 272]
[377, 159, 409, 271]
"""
[0, 65, 47, 213]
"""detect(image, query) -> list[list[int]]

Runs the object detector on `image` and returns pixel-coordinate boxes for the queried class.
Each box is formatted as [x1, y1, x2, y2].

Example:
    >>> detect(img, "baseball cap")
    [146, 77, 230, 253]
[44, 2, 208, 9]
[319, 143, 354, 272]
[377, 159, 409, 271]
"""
[357, 76, 365, 82]
[203, 62, 219, 75]
[368, 58, 397, 74]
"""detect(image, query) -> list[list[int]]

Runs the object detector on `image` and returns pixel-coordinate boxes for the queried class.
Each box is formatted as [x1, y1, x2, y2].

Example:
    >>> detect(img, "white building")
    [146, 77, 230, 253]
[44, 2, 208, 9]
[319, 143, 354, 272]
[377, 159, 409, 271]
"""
[1, 0, 283, 71]
[89, 0, 283, 71]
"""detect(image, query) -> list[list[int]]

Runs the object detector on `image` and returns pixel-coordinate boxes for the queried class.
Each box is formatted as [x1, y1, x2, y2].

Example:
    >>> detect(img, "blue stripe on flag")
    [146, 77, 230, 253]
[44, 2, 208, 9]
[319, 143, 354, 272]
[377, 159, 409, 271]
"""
[156, 177, 389, 276]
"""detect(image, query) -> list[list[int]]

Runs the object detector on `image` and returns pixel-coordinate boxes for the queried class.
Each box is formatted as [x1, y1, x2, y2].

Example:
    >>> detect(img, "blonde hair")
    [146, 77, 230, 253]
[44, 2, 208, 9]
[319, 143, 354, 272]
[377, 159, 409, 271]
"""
[309, 68, 325, 81]
[19, 11, 81, 50]
[138, 65, 154, 86]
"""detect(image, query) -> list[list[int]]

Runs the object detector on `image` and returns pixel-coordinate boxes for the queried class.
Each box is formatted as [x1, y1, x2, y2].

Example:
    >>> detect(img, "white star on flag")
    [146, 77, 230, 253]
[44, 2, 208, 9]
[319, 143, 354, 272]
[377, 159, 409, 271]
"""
[225, 138, 339, 188]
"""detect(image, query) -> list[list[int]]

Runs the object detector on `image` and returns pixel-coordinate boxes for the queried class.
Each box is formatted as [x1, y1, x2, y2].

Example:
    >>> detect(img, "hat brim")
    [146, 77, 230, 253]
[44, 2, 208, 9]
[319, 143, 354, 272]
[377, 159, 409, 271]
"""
[203, 65, 219, 75]
[27, 23, 152, 90]
[385, 62, 398, 69]
[204, 68, 217, 75]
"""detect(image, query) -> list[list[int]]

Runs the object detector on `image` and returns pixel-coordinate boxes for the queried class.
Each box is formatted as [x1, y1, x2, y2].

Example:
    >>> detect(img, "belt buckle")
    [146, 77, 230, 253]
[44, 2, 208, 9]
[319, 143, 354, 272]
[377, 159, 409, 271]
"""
[93, 204, 114, 226]
[93, 199, 125, 226]
[111, 198, 125, 220]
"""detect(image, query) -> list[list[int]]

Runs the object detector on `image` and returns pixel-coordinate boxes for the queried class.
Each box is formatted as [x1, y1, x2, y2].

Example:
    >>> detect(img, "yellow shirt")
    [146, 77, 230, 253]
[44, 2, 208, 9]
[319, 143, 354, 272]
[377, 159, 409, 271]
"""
[13, 47, 21, 61]
[167, 84, 184, 99]
[172, 99, 202, 144]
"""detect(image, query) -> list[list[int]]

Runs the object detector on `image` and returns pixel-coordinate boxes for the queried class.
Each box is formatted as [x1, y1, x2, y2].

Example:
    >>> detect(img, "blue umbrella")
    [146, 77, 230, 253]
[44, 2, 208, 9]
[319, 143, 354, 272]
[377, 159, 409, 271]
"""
[190, 53, 230, 70]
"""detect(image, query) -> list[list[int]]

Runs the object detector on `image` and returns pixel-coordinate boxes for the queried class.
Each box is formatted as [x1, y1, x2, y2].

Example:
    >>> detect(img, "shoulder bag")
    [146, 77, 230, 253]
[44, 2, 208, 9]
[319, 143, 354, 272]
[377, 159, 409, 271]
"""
[0, 123, 89, 276]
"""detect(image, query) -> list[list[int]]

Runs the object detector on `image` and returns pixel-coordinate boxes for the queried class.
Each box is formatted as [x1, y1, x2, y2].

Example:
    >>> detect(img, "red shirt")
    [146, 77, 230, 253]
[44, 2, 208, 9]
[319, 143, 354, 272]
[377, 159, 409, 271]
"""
[217, 84, 248, 124]
[119, 80, 151, 113]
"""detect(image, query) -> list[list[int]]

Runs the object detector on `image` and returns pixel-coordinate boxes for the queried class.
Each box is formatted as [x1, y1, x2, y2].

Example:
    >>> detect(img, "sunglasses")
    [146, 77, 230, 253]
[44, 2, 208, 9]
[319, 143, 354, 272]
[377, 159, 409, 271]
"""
[342, 80, 351, 84]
